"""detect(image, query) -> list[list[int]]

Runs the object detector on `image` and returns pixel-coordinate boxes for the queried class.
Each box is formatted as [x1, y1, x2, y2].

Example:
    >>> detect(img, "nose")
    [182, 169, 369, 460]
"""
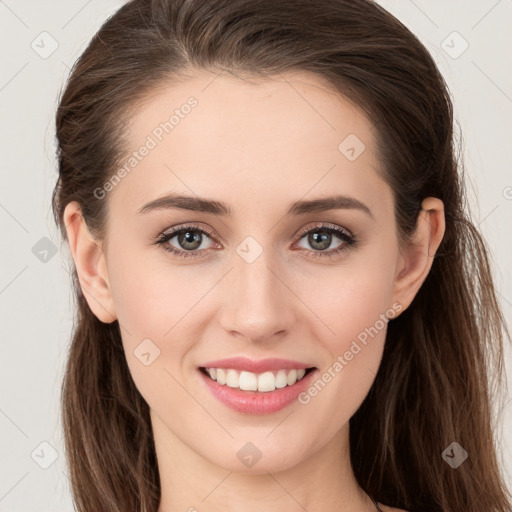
[219, 249, 296, 343]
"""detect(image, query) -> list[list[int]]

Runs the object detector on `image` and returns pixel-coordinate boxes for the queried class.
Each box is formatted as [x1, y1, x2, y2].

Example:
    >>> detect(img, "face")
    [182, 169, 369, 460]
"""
[86, 70, 408, 473]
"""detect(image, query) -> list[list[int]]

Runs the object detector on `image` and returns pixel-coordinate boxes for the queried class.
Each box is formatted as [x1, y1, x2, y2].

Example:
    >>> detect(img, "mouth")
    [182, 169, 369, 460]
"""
[198, 364, 318, 414]
[199, 366, 317, 393]
[197, 356, 318, 414]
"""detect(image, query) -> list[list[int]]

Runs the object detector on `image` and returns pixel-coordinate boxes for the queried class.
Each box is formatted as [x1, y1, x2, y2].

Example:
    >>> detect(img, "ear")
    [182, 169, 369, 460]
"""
[63, 201, 117, 323]
[391, 197, 445, 313]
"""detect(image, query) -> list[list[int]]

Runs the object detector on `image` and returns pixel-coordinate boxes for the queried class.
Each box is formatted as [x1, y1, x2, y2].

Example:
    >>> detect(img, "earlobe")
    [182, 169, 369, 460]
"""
[63, 201, 117, 323]
[391, 197, 445, 312]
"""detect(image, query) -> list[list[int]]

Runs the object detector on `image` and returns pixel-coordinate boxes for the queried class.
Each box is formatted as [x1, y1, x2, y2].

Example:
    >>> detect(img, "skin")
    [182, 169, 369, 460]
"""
[63, 70, 444, 512]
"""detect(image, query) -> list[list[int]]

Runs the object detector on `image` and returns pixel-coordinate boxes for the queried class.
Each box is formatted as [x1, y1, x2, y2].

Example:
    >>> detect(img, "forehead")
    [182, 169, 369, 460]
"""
[107, 69, 387, 218]
[125, 68, 375, 150]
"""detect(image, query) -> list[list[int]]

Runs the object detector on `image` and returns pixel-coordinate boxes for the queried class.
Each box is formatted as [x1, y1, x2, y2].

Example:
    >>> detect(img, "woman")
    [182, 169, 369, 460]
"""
[52, 0, 511, 511]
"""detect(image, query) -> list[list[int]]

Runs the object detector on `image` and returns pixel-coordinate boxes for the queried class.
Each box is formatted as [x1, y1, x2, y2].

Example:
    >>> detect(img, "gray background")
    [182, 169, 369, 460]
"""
[1, 1, 511, 510]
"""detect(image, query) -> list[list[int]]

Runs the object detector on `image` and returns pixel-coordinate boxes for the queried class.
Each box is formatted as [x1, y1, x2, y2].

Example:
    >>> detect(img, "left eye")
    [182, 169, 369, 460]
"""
[293, 225, 357, 256]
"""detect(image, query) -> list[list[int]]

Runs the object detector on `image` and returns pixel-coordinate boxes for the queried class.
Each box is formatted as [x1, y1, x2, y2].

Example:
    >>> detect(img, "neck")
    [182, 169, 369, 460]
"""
[152, 411, 376, 512]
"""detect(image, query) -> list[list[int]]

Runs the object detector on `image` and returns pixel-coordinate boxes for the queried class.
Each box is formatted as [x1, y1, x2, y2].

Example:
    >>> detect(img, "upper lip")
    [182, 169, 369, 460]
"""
[200, 357, 315, 373]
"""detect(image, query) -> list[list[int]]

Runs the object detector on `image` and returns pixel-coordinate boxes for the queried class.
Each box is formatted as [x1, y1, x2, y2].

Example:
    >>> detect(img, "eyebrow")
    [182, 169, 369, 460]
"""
[138, 193, 374, 219]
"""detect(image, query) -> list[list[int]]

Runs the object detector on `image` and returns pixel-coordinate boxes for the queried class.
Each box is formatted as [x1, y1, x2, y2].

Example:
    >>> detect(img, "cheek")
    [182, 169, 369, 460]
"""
[300, 244, 398, 353]
[293, 245, 398, 417]
[105, 244, 205, 412]
[107, 237, 207, 338]
[334, 274, 394, 350]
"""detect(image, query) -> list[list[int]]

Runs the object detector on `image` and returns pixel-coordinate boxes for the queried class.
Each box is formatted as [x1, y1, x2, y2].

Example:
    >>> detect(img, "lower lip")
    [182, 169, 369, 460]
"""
[198, 368, 317, 414]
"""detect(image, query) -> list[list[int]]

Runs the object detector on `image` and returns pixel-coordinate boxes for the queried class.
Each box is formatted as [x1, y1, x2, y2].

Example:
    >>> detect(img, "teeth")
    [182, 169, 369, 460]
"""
[258, 371, 275, 392]
[275, 369, 288, 389]
[204, 367, 309, 392]
[239, 371, 258, 391]
[287, 369, 298, 386]
[216, 368, 226, 385]
[226, 369, 239, 388]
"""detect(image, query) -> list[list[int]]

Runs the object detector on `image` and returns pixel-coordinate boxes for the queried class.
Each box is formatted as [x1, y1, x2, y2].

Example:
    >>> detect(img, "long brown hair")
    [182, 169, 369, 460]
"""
[52, 1, 511, 511]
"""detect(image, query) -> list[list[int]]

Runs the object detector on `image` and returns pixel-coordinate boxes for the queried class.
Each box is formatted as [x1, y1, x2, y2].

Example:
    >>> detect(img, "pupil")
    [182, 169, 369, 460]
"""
[179, 231, 201, 250]
[309, 231, 331, 250]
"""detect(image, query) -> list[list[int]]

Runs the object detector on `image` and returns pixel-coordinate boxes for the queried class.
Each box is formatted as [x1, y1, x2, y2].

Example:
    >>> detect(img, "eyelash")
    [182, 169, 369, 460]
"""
[152, 222, 358, 260]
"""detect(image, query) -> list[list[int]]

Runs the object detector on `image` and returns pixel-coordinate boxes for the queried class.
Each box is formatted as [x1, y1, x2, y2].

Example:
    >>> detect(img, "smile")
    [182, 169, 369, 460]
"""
[200, 367, 314, 392]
